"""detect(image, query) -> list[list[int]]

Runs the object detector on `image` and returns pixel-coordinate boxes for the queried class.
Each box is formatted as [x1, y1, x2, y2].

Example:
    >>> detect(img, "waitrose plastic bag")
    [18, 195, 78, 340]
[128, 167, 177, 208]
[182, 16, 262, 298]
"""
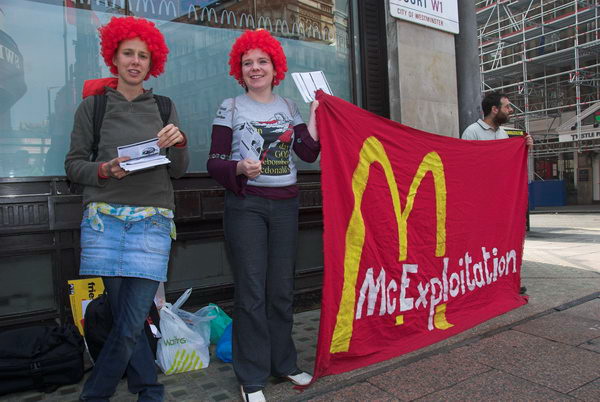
[156, 303, 210, 375]
[171, 288, 231, 344]
[171, 289, 216, 343]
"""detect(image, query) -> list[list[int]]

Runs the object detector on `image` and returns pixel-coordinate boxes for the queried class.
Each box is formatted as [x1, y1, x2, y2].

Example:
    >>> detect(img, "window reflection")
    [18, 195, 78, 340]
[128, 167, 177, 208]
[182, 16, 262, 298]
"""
[0, 0, 352, 176]
[0, 254, 55, 316]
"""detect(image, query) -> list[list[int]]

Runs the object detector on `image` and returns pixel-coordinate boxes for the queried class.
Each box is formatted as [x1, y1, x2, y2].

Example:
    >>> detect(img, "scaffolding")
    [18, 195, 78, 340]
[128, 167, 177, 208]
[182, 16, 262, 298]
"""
[476, 0, 600, 158]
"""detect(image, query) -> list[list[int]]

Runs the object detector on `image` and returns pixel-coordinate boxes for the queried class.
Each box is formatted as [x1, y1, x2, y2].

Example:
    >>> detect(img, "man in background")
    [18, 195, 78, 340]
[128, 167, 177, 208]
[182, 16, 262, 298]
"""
[462, 92, 534, 145]
[462, 92, 533, 295]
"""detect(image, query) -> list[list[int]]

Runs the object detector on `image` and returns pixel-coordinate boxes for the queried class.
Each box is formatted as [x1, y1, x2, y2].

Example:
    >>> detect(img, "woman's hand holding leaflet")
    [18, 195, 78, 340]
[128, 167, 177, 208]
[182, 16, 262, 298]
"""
[237, 159, 261, 179]
[101, 156, 131, 179]
[308, 100, 319, 141]
[157, 124, 184, 148]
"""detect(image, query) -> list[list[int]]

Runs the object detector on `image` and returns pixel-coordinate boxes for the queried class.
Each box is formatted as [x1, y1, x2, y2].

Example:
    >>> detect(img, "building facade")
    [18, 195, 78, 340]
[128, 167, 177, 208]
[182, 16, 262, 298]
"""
[0, 0, 467, 328]
[0, 0, 394, 328]
[476, 0, 600, 204]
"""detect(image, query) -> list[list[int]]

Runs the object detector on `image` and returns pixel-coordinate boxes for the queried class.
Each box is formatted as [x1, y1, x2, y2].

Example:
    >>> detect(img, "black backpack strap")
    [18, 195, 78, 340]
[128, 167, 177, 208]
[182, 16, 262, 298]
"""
[91, 94, 107, 162]
[153, 94, 172, 127]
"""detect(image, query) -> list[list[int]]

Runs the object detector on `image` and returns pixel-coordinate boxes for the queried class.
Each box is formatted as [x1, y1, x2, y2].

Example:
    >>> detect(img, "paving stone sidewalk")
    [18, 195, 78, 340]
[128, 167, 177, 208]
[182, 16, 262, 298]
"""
[0, 308, 321, 402]
[2, 213, 599, 401]
[6, 293, 599, 402]
[301, 295, 600, 401]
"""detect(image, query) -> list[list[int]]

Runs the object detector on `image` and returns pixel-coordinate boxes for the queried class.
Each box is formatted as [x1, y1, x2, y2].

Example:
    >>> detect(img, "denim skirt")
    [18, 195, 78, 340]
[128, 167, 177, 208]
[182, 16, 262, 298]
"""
[79, 212, 172, 282]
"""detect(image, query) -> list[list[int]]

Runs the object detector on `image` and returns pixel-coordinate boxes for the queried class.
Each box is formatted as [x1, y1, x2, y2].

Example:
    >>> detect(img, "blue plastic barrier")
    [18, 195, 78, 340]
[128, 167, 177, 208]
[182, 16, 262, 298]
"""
[529, 180, 566, 209]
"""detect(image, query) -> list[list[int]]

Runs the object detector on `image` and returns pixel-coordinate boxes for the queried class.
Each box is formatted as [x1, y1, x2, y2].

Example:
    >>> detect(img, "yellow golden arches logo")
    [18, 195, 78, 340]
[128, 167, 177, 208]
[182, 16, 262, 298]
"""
[330, 136, 448, 354]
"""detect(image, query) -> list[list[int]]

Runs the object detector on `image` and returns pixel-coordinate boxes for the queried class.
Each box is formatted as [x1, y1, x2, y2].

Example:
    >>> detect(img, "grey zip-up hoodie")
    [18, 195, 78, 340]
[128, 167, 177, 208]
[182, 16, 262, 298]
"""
[65, 87, 189, 210]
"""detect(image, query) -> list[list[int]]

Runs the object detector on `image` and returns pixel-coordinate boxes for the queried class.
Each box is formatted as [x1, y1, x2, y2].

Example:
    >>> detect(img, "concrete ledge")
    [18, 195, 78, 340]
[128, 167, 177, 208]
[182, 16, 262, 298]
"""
[530, 205, 600, 214]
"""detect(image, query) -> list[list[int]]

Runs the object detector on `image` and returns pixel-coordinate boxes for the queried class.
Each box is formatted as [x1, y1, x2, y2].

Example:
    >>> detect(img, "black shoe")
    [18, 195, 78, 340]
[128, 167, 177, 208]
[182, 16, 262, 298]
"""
[520, 286, 527, 294]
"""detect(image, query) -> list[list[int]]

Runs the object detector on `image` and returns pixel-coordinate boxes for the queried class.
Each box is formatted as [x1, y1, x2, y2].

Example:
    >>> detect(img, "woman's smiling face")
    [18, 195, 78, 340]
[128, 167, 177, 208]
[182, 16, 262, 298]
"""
[241, 48, 276, 92]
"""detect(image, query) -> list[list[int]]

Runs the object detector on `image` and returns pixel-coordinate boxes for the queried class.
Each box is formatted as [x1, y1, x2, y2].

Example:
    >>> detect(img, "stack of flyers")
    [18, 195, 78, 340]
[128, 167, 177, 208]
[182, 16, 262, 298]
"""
[238, 122, 264, 161]
[291, 71, 333, 103]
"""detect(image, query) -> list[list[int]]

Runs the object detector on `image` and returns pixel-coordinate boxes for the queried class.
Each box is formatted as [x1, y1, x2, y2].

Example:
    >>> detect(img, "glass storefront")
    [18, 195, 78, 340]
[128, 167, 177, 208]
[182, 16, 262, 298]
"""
[0, 0, 359, 323]
[0, 0, 354, 177]
[0, 254, 55, 316]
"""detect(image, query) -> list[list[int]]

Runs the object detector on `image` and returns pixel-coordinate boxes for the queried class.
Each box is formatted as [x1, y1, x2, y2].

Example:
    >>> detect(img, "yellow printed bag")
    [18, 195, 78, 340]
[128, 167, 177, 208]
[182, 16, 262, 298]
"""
[67, 278, 105, 336]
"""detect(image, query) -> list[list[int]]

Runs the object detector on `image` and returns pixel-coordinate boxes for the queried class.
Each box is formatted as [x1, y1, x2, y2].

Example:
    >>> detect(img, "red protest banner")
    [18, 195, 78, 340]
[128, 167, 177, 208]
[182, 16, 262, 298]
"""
[314, 92, 528, 379]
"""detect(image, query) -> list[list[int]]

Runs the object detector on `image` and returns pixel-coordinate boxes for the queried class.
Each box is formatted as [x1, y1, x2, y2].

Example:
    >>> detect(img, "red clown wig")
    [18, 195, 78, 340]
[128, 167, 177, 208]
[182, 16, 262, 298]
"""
[228, 29, 287, 87]
[98, 16, 169, 80]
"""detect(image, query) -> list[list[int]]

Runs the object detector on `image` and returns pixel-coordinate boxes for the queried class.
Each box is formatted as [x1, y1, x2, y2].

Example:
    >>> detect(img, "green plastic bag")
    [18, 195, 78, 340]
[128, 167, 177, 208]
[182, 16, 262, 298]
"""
[207, 303, 232, 344]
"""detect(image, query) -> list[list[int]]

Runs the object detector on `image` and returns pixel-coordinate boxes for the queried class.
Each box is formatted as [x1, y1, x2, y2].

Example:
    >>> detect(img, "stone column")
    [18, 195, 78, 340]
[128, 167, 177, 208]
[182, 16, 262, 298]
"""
[385, 3, 460, 137]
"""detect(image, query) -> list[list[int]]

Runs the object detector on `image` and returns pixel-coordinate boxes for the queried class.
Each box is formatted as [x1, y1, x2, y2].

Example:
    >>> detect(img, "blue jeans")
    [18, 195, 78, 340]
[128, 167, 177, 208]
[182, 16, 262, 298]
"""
[80, 277, 163, 402]
[223, 192, 300, 392]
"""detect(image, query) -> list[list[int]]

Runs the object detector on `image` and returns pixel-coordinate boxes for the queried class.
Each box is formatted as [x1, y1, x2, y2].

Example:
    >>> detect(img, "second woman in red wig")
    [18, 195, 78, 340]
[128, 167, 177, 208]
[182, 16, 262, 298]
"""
[208, 29, 319, 401]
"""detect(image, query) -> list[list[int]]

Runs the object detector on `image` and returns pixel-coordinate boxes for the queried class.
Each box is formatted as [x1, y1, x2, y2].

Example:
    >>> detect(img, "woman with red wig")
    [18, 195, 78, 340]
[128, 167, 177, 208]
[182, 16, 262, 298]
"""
[65, 16, 188, 401]
[208, 29, 319, 401]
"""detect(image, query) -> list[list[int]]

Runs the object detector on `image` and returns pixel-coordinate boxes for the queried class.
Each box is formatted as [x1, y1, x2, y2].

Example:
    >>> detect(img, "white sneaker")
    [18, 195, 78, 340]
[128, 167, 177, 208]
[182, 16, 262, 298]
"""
[285, 371, 313, 386]
[240, 386, 266, 402]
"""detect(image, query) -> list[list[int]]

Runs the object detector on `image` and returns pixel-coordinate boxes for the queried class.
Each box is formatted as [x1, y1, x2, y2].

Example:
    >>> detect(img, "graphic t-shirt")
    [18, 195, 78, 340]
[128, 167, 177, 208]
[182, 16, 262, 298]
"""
[212, 94, 304, 187]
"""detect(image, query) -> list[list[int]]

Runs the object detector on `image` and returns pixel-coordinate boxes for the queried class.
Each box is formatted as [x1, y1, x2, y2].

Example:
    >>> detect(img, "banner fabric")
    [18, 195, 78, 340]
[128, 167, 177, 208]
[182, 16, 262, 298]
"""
[314, 92, 528, 380]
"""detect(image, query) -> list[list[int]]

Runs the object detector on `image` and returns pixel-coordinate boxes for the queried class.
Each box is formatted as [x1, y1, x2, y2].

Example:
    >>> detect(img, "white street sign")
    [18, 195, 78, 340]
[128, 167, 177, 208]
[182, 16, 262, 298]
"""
[389, 0, 459, 34]
[559, 131, 600, 142]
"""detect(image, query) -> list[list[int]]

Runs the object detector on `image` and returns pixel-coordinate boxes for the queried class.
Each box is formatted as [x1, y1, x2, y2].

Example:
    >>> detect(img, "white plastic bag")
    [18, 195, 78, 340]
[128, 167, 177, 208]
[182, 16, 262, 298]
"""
[154, 282, 166, 311]
[156, 303, 210, 375]
[171, 288, 193, 310]
[171, 288, 216, 343]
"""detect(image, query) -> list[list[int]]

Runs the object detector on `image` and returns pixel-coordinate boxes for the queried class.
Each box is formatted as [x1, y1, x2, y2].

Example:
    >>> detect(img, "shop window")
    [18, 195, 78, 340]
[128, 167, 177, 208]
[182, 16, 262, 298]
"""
[0, 0, 354, 176]
[535, 156, 558, 180]
[560, 155, 575, 192]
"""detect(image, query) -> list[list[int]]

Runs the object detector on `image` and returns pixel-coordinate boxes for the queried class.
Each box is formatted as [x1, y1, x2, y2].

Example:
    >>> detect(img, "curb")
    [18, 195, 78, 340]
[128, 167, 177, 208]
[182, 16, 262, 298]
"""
[530, 210, 600, 214]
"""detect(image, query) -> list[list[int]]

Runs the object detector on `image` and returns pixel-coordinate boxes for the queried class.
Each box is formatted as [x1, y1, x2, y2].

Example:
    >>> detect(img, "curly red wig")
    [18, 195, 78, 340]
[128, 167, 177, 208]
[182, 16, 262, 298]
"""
[228, 29, 287, 87]
[98, 16, 169, 80]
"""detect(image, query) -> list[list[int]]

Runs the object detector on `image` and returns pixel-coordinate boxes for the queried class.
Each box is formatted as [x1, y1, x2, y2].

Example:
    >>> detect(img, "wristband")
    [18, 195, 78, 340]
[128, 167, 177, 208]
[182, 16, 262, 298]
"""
[98, 163, 109, 179]
[174, 132, 187, 148]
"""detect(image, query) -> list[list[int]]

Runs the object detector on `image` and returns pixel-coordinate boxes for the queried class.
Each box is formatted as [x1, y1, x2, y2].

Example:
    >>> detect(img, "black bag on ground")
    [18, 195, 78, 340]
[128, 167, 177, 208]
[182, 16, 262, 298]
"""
[84, 293, 160, 363]
[0, 324, 84, 395]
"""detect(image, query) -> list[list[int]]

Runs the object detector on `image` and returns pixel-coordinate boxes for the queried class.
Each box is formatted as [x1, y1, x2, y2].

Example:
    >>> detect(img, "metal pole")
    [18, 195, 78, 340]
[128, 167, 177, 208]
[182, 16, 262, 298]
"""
[455, 0, 482, 136]
[521, 4, 533, 183]
[63, 0, 69, 86]
[574, 0, 581, 152]
[574, 0, 581, 201]
[47, 87, 52, 122]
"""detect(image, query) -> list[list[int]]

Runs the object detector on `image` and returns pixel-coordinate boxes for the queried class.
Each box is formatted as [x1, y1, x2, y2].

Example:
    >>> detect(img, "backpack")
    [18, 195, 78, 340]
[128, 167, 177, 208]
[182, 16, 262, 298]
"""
[0, 324, 84, 395]
[68, 94, 172, 194]
[83, 293, 161, 364]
